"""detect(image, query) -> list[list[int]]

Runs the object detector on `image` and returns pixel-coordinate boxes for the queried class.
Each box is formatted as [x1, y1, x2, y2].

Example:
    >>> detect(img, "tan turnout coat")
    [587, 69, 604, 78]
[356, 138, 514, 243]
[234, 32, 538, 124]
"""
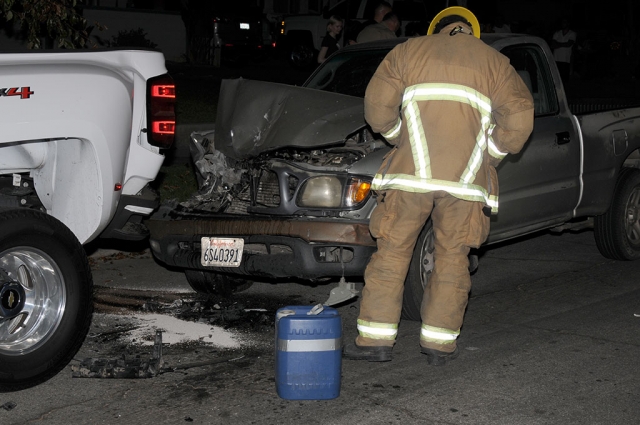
[364, 30, 534, 212]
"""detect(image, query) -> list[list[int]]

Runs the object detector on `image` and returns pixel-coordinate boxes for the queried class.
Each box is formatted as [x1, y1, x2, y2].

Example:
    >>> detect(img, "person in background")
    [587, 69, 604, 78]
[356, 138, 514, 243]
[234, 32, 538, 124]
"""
[551, 17, 576, 83]
[317, 15, 344, 64]
[364, 1, 393, 28]
[357, 12, 400, 43]
[346, 1, 392, 44]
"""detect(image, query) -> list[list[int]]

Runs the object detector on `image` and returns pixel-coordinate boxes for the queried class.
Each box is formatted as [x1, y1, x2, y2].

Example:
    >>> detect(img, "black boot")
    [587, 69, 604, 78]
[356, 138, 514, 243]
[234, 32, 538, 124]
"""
[343, 343, 392, 362]
[420, 346, 459, 366]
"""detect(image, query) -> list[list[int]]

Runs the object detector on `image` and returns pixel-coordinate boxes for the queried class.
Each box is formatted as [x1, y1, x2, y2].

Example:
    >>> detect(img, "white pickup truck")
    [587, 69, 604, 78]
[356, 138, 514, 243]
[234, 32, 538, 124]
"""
[0, 49, 176, 391]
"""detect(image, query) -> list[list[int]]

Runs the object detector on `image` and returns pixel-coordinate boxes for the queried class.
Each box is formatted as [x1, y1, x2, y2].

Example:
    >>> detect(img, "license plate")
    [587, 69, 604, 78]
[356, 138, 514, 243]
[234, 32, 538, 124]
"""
[240, 22, 250, 30]
[200, 237, 244, 267]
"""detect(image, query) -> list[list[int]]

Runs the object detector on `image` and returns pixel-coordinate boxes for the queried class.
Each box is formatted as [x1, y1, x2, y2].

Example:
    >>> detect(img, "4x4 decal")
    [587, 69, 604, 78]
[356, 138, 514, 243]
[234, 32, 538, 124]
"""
[0, 87, 34, 99]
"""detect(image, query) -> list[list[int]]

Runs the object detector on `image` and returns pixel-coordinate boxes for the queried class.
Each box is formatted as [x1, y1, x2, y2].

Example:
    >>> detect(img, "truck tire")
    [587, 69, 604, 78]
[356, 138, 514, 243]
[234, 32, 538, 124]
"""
[0, 209, 93, 392]
[290, 44, 316, 69]
[594, 167, 640, 260]
[401, 220, 434, 321]
[285, 30, 317, 69]
[184, 270, 253, 296]
[401, 220, 480, 321]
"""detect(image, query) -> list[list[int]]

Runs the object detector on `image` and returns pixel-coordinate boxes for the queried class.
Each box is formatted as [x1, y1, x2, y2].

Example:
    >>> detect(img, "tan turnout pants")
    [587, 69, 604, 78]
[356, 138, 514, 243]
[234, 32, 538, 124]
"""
[356, 189, 490, 352]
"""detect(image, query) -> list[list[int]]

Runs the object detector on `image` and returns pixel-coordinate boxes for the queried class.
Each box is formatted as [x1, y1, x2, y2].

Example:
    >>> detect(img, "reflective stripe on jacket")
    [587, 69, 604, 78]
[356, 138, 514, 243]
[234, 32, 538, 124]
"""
[373, 82, 502, 211]
[364, 32, 534, 213]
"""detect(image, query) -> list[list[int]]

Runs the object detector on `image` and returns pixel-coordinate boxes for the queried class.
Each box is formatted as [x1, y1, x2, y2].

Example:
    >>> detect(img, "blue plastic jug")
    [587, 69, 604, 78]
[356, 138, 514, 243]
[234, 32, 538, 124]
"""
[275, 305, 342, 400]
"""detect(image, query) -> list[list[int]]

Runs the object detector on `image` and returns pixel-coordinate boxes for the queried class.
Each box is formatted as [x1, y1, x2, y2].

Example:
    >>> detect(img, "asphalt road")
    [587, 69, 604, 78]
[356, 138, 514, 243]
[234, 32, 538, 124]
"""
[2, 227, 639, 425]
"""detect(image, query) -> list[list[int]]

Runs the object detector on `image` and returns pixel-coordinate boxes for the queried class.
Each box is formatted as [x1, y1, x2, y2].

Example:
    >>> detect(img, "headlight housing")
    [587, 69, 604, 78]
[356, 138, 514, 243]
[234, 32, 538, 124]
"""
[297, 176, 372, 209]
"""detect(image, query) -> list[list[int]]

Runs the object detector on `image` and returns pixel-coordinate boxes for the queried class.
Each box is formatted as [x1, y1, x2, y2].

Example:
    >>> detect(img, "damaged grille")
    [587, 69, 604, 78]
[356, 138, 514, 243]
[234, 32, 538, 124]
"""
[224, 169, 282, 215]
[254, 170, 280, 208]
[180, 128, 386, 217]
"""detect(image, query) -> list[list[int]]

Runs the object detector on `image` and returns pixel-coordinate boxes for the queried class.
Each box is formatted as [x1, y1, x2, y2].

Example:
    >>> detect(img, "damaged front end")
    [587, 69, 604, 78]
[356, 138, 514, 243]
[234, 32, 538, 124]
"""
[147, 79, 391, 286]
[179, 127, 387, 218]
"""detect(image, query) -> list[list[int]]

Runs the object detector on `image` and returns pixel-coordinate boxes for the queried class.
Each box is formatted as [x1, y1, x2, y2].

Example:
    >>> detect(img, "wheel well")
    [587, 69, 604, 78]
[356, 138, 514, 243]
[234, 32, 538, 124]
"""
[623, 148, 640, 169]
[0, 174, 44, 211]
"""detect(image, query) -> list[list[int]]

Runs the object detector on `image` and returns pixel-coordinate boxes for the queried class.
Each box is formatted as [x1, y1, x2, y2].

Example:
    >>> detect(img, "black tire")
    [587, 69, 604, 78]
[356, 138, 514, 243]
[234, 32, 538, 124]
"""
[401, 220, 480, 321]
[0, 209, 93, 392]
[401, 220, 434, 321]
[289, 44, 316, 69]
[594, 167, 640, 260]
[184, 270, 253, 296]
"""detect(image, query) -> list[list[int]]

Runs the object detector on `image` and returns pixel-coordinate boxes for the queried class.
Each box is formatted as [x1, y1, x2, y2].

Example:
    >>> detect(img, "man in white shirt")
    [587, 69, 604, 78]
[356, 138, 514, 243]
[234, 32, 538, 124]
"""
[552, 17, 577, 83]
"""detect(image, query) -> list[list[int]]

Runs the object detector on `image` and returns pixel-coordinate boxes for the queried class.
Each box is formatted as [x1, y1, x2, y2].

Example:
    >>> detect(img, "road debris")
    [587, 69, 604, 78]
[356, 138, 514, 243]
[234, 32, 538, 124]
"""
[141, 296, 275, 331]
[71, 355, 164, 379]
[167, 355, 245, 371]
[72, 330, 164, 379]
[72, 329, 246, 379]
[1, 401, 17, 411]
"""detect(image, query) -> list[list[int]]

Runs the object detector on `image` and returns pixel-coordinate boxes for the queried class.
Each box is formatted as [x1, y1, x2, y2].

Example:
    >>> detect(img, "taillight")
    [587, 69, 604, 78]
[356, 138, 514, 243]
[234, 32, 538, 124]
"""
[147, 74, 176, 149]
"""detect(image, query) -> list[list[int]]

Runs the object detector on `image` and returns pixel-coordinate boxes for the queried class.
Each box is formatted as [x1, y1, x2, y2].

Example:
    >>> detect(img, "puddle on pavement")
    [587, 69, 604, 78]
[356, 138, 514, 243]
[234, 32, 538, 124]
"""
[93, 286, 317, 332]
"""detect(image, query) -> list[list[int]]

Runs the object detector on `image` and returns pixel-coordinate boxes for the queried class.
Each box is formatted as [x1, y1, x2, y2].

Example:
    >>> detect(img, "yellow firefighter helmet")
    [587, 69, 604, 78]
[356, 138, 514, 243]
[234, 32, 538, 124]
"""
[427, 6, 481, 39]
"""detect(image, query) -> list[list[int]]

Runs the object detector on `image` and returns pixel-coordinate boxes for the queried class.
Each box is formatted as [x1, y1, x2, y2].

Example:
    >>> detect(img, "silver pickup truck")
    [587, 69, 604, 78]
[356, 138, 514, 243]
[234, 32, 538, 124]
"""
[148, 34, 640, 319]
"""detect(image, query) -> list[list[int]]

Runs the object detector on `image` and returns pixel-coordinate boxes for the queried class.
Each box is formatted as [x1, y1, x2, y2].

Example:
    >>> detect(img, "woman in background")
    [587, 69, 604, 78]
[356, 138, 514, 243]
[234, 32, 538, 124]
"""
[317, 15, 344, 64]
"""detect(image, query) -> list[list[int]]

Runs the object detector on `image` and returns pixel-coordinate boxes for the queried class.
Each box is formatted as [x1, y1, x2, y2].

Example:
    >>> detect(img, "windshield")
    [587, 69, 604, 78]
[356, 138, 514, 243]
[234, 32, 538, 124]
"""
[304, 48, 392, 98]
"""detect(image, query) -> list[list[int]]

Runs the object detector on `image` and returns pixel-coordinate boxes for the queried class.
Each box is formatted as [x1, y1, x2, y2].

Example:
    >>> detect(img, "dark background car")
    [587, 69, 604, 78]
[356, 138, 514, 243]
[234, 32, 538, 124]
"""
[183, 0, 272, 65]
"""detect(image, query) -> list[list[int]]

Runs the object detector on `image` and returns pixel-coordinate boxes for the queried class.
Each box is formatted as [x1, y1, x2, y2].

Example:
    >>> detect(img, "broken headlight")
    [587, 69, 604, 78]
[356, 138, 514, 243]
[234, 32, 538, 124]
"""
[297, 176, 371, 209]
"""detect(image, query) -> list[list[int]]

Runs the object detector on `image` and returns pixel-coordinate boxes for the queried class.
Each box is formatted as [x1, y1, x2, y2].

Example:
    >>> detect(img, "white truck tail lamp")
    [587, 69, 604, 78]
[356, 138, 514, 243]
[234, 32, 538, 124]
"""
[146, 74, 176, 149]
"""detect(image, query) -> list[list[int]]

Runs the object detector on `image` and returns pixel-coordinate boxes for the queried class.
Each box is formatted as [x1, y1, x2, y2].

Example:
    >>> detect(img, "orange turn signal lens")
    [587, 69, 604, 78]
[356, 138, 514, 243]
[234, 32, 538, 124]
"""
[347, 179, 372, 206]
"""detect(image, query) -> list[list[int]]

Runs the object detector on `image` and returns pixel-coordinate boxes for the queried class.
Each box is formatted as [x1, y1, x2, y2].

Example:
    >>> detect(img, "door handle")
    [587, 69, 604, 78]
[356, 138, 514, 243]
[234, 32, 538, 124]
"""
[556, 131, 570, 145]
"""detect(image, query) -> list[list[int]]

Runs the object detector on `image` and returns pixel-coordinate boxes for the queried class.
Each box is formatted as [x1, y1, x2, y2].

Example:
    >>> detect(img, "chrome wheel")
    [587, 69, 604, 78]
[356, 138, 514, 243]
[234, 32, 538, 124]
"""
[402, 220, 434, 321]
[419, 224, 435, 290]
[0, 248, 66, 355]
[624, 186, 640, 246]
[0, 209, 92, 392]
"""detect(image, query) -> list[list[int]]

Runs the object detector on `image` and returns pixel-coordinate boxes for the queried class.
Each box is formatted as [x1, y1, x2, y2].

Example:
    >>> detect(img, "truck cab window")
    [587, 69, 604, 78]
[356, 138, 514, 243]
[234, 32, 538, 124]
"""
[502, 45, 558, 116]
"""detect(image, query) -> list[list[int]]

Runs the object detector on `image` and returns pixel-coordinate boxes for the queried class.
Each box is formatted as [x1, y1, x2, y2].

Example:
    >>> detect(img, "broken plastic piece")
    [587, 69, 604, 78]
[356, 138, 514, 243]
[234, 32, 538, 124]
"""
[324, 277, 359, 306]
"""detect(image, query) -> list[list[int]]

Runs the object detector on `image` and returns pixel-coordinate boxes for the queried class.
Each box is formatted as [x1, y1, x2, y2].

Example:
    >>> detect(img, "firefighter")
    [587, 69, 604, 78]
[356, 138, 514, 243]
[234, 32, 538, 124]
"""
[343, 6, 534, 364]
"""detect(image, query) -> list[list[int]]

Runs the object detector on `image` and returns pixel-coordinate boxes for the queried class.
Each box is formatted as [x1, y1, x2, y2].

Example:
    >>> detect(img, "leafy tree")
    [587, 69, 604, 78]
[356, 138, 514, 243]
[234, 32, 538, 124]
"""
[0, 0, 98, 49]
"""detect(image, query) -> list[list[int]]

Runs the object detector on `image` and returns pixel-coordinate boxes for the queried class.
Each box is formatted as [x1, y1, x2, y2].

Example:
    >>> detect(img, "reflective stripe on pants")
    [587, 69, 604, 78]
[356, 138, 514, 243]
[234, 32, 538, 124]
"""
[420, 324, 460, 346]
[357, 319, 398, 340]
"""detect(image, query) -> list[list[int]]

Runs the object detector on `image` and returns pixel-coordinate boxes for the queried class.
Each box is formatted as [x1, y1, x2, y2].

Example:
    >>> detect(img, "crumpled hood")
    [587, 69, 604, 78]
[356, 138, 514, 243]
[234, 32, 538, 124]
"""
[214, 78, 366, 159]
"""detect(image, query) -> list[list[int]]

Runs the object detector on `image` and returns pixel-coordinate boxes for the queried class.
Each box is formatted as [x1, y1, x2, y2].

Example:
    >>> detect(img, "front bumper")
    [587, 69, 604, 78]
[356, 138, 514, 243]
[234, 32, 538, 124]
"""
[146, 216, 377, 281]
